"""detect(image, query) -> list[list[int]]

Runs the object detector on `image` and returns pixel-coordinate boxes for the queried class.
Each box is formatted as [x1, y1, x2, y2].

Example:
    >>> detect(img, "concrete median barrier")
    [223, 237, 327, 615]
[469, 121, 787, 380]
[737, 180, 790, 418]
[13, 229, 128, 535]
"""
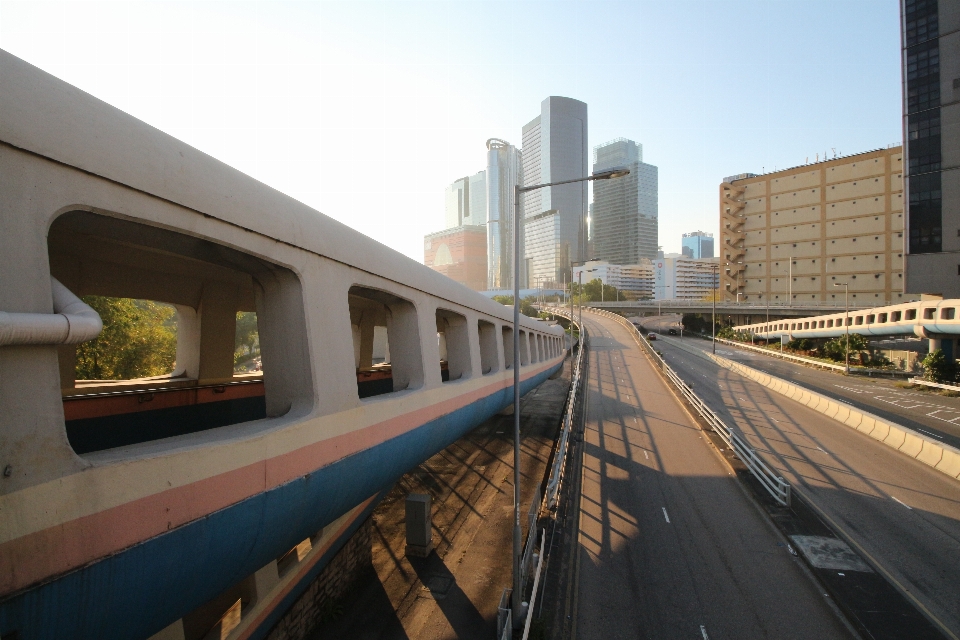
[665, 337, 960, 482]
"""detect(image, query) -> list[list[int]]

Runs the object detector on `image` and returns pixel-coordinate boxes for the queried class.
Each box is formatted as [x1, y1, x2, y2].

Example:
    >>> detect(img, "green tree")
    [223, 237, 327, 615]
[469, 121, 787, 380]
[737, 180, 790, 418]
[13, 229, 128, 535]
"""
[569, 278, 619, 303]
[922, 349, 957, 383]
[234, 311, 260, 365]
[820, 333, 869, 362]
[492, 295, 539, 317]
[75, 297, 178, 380]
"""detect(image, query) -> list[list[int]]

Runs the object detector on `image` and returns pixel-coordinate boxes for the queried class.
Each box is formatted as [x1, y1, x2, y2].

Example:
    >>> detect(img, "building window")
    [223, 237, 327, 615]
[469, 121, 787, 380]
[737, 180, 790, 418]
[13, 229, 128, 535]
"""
[909, 172, 942, 253]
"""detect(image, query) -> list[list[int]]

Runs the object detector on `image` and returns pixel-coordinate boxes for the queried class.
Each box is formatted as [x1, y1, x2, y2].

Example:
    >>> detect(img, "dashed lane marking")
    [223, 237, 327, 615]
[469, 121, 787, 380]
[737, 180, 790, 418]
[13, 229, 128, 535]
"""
[892, 496, 913, 510]
[662, 507, 671, 524]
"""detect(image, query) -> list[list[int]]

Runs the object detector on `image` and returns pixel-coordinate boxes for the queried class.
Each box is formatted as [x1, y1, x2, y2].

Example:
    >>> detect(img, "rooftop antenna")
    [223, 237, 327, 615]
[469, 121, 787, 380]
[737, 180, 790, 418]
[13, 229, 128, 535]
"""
[816, 153, 819, 162]
[832, 147, 836, 158]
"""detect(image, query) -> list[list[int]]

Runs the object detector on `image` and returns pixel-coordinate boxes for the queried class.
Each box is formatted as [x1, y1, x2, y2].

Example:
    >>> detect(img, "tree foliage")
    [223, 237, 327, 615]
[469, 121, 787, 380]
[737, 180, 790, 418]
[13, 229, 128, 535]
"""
[76, 297, 178, 380]
[569, 278, 619, 303]
[492, 295, 540, 317]
[922, 349, 958, 383]
[819, 333, 869, 362]
[234, 311, 260, 366]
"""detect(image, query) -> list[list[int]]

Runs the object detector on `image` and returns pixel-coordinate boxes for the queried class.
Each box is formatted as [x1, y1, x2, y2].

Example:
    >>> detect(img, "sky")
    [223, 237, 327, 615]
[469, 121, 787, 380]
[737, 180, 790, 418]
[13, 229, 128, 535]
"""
[0, 0, 903, 262]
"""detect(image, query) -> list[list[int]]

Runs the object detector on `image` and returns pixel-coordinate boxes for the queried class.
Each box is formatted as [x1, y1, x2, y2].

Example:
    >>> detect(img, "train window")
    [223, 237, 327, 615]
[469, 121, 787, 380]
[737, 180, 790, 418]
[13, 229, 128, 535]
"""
[49, 211, 312, 455]
[855, 316, 864, 325]
[827, 319, 834, 327]
[941, 308, 955, 320]
[878, 313, 887, 323]
[923, 308, 935, 320]
[891, 311, 901, 322]
[502, 326, 515, 369]
[531, 334, 540, 363]
[906, 309, 917, 321]
[866, 315, 875, 324]
[537, 335, 545, 361]
[478, 320, 499, 375]
[519, 331, 530, 366]
[350, 286, 423, 398]
[436, 309, 472, 383]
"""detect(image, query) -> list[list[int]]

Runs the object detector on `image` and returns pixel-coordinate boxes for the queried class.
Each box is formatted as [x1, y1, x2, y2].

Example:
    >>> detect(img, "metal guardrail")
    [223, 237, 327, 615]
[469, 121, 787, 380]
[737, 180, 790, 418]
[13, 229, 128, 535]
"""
[497, 589, 512, 640]
[543, 311, 586, 511]
[496, 308, 586, 638]
[593, 309, 792, 507]
[583, 299, 877, 310]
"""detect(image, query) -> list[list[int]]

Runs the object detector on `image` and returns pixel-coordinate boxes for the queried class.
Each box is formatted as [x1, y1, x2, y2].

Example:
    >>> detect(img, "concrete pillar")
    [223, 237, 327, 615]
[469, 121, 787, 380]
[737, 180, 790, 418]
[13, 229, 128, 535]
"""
[197, 284, 239, 382]
[358, 314, 375, 368]
[57, 343, 76, 389]
[405, 493, 433, 557]
[147, 619, 185, 640]
[173, 304, 200, 379]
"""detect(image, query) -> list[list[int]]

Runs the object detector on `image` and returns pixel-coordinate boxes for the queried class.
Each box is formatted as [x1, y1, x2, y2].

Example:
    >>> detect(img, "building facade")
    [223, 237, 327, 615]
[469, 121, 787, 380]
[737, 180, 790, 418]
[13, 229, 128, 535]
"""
[681, 231, 714, 259]
[653, 257, 720, 300]
[719, 147, 913, 304]
[901, 0, 960, 297]
[444, 171, 486, 229]
[591, 138, 659, 264]
[424, 225, 488, 291]
[521, 96, 589, 287]
[485, 139, 523, 290]
[572, 259, 654, 298]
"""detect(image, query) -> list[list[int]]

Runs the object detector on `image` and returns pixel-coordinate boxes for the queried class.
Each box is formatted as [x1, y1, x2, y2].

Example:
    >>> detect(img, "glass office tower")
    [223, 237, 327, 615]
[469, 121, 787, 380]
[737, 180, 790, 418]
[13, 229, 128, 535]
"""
[591, 138, 659, 264]
[486, 139, 523, 290]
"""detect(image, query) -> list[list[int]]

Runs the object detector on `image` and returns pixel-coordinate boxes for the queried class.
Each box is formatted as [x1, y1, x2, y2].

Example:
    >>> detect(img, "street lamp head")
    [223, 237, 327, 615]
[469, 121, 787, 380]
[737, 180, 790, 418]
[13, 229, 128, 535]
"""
[592, 167, 631, 180]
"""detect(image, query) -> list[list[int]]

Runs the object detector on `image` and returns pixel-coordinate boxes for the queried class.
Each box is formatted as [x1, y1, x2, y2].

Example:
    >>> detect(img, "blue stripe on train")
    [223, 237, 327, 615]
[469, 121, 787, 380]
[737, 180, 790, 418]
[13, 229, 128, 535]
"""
[0, 364, 559, 640]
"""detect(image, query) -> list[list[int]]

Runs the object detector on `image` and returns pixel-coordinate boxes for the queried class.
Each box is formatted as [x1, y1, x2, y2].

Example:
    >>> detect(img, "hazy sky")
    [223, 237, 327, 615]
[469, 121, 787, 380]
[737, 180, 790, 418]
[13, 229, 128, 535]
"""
[0, 1, 902, 262]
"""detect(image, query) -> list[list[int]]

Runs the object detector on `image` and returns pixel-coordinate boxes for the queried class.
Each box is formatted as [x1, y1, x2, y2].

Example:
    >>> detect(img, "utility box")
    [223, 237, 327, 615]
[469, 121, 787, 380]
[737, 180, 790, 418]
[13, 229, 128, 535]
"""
[405, 493, 434, 557]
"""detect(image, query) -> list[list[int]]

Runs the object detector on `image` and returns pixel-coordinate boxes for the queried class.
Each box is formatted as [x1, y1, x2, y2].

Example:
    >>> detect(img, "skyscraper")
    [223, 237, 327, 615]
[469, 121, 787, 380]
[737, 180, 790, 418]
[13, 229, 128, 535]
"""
[901, 0, 959, 296]
[521, 96, 588, 287]
[486, 139, 523, 290]
[444, 170, 486, 229]
[681, 231, 714, 259]
[590, 138, 659, 264]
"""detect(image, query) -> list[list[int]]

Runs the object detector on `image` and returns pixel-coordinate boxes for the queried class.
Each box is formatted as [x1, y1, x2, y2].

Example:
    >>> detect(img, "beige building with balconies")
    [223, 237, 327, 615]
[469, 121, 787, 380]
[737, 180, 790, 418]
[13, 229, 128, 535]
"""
[719, 146, 917, 305]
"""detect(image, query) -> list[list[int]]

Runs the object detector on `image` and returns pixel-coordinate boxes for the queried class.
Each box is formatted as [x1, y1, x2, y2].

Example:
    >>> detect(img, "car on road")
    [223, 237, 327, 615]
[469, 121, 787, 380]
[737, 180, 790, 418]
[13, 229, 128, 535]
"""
[667, 328, 678, 335]
[647, 332, 657, 341]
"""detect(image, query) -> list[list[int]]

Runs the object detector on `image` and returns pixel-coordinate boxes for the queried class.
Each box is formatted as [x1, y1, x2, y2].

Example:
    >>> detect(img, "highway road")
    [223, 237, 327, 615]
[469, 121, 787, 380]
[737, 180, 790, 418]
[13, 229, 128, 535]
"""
[638, 314, 960, 450]
[645, 327, 960, 638]
[572, 312, 852, 639]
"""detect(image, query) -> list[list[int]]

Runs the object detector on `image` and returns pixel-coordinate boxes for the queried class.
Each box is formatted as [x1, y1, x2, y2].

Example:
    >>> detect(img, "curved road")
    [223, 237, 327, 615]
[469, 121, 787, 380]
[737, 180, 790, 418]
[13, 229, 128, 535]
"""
[647, 328, 960, 638]
[639, 314, 960, 449]
[572, 312, 852, 639]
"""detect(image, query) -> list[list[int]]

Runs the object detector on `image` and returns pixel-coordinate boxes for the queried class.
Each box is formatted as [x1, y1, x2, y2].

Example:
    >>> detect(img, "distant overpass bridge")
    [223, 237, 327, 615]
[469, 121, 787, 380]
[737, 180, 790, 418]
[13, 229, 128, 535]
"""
[732, 298, 960, 352]
[584, 299, 873, 323]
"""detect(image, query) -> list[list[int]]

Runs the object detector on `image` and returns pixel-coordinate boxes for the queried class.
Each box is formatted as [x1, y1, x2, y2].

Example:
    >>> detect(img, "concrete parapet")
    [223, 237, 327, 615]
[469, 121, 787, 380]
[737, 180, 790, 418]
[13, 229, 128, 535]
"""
[677, 339, 960, 481]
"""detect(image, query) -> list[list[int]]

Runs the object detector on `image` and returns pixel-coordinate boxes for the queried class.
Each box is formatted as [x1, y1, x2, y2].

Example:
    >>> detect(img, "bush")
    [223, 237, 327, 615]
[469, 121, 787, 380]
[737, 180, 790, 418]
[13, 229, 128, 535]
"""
[922, 349, 958, 383]
[819, 334, 868, 362]
[786, 338, 813, 351]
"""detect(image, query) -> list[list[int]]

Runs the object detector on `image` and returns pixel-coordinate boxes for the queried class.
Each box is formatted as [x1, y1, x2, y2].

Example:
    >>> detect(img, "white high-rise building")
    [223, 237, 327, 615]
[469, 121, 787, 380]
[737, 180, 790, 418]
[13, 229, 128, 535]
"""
[444, 170, 486, 228]
[521, 96, 589, 287]
[486, 139, 523, 290]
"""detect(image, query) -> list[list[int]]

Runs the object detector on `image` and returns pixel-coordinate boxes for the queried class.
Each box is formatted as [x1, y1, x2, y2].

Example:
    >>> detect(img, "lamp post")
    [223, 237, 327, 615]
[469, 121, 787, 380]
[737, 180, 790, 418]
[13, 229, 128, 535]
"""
[834, 282, 850, 374]
[511, 165, 629, 613]
[712, 263, 719, 354]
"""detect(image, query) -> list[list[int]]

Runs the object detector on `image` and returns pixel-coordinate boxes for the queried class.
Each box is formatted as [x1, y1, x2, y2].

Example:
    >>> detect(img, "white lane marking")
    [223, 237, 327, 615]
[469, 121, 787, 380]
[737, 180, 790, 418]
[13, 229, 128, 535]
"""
[662, 507, 671, 523]
[891, 496, 913, 510]
[644, 450, 649, 460]
[700, 625, 710, 639]
[916, 428, 944, 440]
[817, 446, 826, 453]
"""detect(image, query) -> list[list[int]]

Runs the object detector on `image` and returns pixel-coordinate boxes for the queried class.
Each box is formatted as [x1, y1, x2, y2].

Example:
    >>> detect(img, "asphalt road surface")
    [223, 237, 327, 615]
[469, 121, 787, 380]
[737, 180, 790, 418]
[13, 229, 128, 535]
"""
[572, 312, 852, 640]
[649, 329, 960, 638]
[639, 314, 960, 450]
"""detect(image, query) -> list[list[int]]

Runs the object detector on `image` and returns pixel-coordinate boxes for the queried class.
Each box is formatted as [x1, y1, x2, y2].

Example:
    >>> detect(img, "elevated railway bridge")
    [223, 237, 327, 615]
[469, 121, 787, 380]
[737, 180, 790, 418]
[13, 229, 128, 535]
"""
[0, 50, 565, 640]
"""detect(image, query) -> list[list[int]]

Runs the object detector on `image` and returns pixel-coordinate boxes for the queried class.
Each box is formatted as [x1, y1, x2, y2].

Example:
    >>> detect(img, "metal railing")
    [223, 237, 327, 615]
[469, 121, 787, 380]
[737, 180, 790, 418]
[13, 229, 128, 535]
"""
[592, 309, 792, 507]
[543, 311, 587, 510]
[496, 309, 587, 638]
[497, 589, 512, 640]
